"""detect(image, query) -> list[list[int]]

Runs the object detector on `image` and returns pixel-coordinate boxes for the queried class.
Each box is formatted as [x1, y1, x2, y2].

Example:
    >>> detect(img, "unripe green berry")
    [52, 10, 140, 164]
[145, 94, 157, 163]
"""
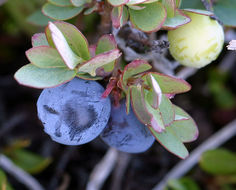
[168, 12, 224, 68]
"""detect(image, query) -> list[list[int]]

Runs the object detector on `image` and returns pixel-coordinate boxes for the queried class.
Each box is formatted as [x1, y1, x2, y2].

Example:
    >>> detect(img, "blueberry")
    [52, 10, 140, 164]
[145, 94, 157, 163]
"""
[100, 101, 155, 153]
[37, 78, 111, 145]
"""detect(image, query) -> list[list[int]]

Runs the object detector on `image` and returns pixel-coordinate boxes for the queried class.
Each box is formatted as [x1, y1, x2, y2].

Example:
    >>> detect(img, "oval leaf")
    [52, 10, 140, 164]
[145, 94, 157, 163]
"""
[48, 22, 83, 69]
[42, 3, 83, 20]
[48, 0, 72, 6]
[129, 2, 167, 32]
[26, 46, 66, 68]
[14, 64, 76, 88]
[32, 33, 49, 47]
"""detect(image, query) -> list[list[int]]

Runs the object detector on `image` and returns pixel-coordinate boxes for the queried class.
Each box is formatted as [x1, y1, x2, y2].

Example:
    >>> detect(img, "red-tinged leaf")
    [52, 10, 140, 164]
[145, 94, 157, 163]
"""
[76, 73, 102, 80]
[121, 59, 152, 90]
[108, 0, 129, 6]
[146, 74, 162, 109]
[48, 0, 72, 7]
[169, 105, 198, 142]
[96, 34, 117, 54]
[127, 0, 148, 5]
[183, 9, 213, 16]
[125, 87, 131, 114]
[162, 9, 191, 30]
[129, 2, 167, 33]
[89, 45, 97, 58]
[130, 85, 152, 125]
[149, 126, 189, 159]
[143, 88, 165, 133]
[26, 46, 66, 68]
[142, 72, 191, 94]
[78, 49, 121, 77]
[159, 95, 175, 126]
[111, 6, 128, 28]
[14, 64, 76, 89]
[46, 21, 90, 60]
[70, 0, 87, 7]
[42, 3, 83, 20]
[32, 33, 49, 47]
[162, 0, 176, 18]
[48, 22, 83, 69]
[128, 5, 146, 10]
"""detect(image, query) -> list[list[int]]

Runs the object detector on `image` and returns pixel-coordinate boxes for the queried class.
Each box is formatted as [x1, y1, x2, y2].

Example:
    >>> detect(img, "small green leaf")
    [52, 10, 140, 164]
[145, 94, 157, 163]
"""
[27, 10, 54, 26]
[14, 64, 76, 88]
[145, 72, 191, 94]
[7, 149, 51, 174]
[169, 105, 198, 142]
[42, 3, 83, 20]
[183, 9, 213, 16]
[46, 21, 90, 60]
[167, 177, 200, 190]
[159, 95, 175, 126]
[130, 85, 152, 124]
[0, 169, 13, 190]
[71, 0, 87, 7]
[149, 126, 189, 159]
[76, 73, 102, 80]
[78, 49, 121, 76]
[143, 88, 165, 133]
[200, 149, 236, 175]
[48, 22, 83, 69]
[163, 9, 191, 30]
[127, 0, 148, 5]
[108, 0, 129, 6]
[32, 33, 49, 47]
[26, 46, 66, 68]
[48, 0, 72, 6]
[96, 34, 117, 74]
[129, 2, 166, 32]
[162, 0, 176, 18]
[122, 59, 152, 90]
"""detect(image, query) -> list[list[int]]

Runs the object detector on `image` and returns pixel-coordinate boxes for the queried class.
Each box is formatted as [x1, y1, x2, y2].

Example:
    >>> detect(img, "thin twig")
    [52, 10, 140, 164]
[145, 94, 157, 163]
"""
[0, 113, 27, 138]
[48, 147, 76, 190]
[86, 148, 118, 190]
[0, 154, 45, 190]
[152, 119, 236, 190]
[109, 152, 131, 190]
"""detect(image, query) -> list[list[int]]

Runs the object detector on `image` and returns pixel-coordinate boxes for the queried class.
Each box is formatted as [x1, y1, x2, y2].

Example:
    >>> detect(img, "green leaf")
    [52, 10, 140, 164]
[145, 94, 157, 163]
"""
[76, 73, 102, 80]
[26, 46, 66, 68]
[96, 34, 117, 54]
[71, 0, 88, 7]
[130, 85, 152, 124]
[200, 149, 236, 175]
[48, 0, 72, 6]
[127, 0, 148, 5]
[48, 22, 83, 69]
[145, 72, 191, 94]
[46, 21, 90, 60]
[108, 0, 129, 6]
[143, 89, 165, 133]
[14, 64, 76, 88]
[180, 0, 204, 9]
[7, 149, 51, 174]
[163, 9, 191, 30]
[169, 105, 198, 142]
[121, 59, 152, 90]
[213, 0, 236, 27]
[129, 2, 166, 32]
[149, 126, 189, 159]
[159, 95, 175, 126]
[96, 34, 117, 74]
[183, 8, 213, 16]
[27, 10, 54, 26]
[0, 169, 13, 190]
[113, 6, 128, 28]
[162, 0, 175, 18]
[167, 177, 200, 190]
[42, 3, 83, 20]
[78, 49, 121, 77]
[32, 33, 49, 47]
